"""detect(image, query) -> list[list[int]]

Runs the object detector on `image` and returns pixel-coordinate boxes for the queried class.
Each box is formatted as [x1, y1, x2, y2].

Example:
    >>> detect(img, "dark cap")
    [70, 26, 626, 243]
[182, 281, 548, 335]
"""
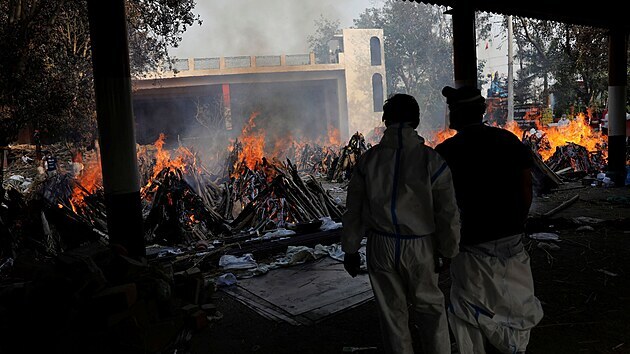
[442, 86, 485, 106]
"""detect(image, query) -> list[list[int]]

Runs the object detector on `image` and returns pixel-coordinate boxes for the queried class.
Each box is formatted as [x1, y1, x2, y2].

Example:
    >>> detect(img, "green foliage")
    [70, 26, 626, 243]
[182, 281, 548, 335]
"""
[307, 15, 341, 64]
[511, 18, 618, 116]
[0, 0, 200, 146]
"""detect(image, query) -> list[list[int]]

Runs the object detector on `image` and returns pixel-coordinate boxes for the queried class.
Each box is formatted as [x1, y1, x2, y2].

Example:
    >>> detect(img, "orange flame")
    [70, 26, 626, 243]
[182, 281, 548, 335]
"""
[536, 115, 607, 161]
[150, 133, 188, 179]
[325, 124, 341, 146]
[424, 114, 606, 163]
[70, 159, 102, 207]
[425, 128, 457, 147]
[502, 120, 525, 139]
[237, 112, 265, 170]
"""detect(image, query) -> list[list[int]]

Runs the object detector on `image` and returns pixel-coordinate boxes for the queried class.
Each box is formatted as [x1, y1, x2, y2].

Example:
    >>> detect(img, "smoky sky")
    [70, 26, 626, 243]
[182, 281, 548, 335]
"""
[169, 0, 385, 58]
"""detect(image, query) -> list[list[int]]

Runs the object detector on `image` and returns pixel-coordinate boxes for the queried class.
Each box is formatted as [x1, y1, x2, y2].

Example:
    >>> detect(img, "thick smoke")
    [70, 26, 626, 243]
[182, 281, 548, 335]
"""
[170, 0, 385, 58]
[136, 0, 387, 173]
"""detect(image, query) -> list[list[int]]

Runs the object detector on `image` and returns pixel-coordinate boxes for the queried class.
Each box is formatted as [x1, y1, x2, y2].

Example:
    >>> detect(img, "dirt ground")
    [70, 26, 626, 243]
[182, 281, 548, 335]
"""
[189, 181, 630, 354]
[2, 146, 628, 353]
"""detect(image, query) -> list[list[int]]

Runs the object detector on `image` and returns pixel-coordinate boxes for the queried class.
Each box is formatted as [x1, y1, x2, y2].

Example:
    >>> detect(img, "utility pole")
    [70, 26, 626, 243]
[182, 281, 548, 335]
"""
[507, 15, 514, 122]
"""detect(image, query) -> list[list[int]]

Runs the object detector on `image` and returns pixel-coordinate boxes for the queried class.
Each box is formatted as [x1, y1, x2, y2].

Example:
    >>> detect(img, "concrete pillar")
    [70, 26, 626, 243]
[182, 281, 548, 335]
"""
[606, 29, 628, 186]
[87, 0, 145, 258]
[448, 4, 478, 88]
[222, 84, 233, 131]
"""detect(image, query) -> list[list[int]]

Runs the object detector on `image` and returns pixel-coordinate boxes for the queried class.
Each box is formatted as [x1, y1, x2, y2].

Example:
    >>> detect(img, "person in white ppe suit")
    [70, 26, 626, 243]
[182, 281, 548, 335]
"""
[435, 86, 544, 354]
[342, 93, 461, 354]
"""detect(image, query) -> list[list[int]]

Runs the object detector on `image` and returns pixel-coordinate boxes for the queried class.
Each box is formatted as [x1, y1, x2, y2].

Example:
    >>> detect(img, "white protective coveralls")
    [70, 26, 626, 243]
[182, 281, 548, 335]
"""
[448, 234, 544, 354]
[342, 123, 460, 354]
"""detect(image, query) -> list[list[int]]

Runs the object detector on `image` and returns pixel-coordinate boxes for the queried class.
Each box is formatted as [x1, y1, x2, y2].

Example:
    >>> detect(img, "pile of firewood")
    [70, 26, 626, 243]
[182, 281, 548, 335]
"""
[294, 144, 340, 175]
[228, 159, 344, 233]
[326, 132, 370, 182]
[3, 136, 349, 252]
[142, 167, 231, 246]
[545, 142, 606, 176]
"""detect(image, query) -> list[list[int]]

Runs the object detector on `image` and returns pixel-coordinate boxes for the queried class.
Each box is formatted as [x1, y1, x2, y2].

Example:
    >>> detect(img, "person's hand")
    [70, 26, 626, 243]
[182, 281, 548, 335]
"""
[343, 252, 361, 277]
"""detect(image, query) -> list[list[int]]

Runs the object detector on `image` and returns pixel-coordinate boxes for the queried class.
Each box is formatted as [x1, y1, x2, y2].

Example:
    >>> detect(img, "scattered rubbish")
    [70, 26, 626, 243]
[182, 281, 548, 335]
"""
[572, 216, 605, 225]
[270, 244, 339, 266]
[216, 273, 238, 286]
[0, 258, 14, 272]
[537, 242, 560, 251]
[219, 254, 258, 270]
[4, 174, 33, 193]
[145, 245, 185, 258]
[529, 232, 560, 241]
[597, 269, 618, 277]
[320, 216, 343, 231]
[342, 346, 378, 352]
[246, 228, 296, 242]
[207, 310, 223, 322]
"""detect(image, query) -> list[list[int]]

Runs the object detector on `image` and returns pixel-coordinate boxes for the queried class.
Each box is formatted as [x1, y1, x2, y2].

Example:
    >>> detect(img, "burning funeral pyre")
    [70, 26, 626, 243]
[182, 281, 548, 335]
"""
[2, 109, 616, 272]
[0, 106, 619, 353]
[0, 113, 370, 266]
[0, 113, 369, 352]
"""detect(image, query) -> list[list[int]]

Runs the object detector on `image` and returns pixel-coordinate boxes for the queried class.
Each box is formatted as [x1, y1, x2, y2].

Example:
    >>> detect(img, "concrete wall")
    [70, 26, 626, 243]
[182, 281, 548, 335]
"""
[341, 29, 387, 138]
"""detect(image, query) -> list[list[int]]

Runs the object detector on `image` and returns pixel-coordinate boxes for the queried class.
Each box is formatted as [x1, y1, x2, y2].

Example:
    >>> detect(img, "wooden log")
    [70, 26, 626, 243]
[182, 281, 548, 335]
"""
[543, 194, 580, 217]
[530, 149, 564, 186]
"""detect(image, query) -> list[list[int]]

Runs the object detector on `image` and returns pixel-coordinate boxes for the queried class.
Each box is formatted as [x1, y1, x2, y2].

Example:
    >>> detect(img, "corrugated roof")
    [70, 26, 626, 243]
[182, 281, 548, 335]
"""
[406, 0, 629, 32]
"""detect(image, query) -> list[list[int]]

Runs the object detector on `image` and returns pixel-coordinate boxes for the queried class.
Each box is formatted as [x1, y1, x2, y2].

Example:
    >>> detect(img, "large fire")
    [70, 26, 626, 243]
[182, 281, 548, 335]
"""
[70, 156, 102, 210]
[534, 113, 607, 161]
[150, 133, 189, 178]
[324, 123, 341, 146]
[237, 112, 266, 170]
[232, 112, 342, 174]
[425, 112, 607, 163]
[66, 104, 608, 220]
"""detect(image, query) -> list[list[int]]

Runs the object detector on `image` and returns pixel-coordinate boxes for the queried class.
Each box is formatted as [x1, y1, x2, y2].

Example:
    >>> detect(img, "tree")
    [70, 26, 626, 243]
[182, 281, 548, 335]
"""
[307, 15, 340, 64]
[511, 18, 613, 116]
[0, 0, 201, 147]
